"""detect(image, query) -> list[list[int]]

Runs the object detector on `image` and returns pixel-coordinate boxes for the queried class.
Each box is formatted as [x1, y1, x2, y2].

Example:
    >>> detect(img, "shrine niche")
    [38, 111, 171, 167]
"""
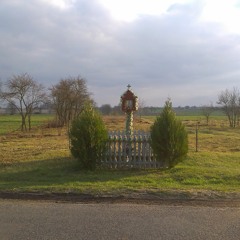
[120, 84, 138, 137]
[121, 84, 138, 112]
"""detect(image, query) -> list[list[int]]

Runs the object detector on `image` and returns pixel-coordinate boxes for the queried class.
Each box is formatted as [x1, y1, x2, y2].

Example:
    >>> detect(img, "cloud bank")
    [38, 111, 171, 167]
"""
[1, 0, 240, 106]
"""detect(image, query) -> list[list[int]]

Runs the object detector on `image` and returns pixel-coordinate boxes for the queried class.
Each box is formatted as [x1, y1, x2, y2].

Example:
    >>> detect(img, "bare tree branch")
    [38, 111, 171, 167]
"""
[0, 73, 48, 131]
[50, 76, 91, 126]
[217, 87, 240, 128]
[201, 102, 215, 125]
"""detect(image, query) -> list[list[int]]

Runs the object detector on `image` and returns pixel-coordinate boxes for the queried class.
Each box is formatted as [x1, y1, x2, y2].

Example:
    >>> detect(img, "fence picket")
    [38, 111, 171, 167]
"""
[102, 131, 161, 169]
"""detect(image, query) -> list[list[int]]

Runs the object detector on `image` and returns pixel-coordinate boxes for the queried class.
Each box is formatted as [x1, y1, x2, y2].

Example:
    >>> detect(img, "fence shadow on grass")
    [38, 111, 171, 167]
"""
[0, 157, 161, 191]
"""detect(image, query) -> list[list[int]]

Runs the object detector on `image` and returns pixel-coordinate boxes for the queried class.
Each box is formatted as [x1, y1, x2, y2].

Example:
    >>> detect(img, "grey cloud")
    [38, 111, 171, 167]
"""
[1, 0, 240, 106]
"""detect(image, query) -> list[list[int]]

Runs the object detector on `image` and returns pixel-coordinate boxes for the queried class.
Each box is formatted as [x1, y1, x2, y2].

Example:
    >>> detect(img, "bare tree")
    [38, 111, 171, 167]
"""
[7, 102, 17, 115]
[0, 73, 48, 131]
[201, 102, 215, 125]
[50, 76, 91, 126]
[217, 87, 240, 128]
[137, 98, 146, 121]
[100, 104, 112, 115]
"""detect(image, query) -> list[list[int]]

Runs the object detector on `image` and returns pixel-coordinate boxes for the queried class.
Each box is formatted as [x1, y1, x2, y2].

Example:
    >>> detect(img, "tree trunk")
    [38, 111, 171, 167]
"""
[21, 114, 27, 131]
[28, 114, 32, 131]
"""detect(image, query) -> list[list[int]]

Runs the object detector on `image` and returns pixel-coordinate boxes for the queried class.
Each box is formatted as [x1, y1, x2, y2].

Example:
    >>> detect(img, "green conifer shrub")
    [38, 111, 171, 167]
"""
[69, 103, 108, 170]
[150, 99, 188, 168]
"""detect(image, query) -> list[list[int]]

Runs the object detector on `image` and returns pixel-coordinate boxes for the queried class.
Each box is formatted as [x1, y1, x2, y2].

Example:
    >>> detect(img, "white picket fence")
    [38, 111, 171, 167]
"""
[101, 131, 162, 169]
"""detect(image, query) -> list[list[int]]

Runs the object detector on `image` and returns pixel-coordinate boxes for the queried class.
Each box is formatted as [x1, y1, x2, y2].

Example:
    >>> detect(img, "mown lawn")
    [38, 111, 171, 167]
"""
[0, 114, 239, 199]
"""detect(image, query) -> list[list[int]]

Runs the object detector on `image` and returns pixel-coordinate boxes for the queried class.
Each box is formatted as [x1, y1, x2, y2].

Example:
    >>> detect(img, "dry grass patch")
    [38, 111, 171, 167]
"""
[0, 114, 239, 198]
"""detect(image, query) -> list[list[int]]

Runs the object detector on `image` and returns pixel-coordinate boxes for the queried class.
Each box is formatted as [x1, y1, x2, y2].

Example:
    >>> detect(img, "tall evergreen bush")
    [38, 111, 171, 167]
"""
[69, 103, 108, 170]
[150, 99, 188, 168]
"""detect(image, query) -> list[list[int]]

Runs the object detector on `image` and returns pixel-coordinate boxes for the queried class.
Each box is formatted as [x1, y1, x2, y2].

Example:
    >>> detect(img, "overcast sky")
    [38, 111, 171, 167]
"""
[1, 0, 240, 107]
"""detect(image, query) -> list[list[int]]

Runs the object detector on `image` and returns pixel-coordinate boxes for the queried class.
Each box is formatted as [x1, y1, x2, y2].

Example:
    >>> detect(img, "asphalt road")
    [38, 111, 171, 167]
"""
[0, 200, 239, 240]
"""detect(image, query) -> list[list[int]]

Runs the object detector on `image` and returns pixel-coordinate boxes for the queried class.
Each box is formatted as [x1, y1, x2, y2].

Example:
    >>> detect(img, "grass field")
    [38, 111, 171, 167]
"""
[0, 114, 54, 135]
[0, 113, 239, 199]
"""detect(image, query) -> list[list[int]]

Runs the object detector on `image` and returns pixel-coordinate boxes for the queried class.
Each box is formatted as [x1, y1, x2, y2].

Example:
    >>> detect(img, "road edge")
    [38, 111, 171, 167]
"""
[0, 191, 240, 207]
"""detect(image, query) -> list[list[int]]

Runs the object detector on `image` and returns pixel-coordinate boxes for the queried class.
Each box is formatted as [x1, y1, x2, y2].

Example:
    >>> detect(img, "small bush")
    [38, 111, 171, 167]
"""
[45, 119, 63, 128]
[150, 99, 188, 168]
[69, 103, 108, 170]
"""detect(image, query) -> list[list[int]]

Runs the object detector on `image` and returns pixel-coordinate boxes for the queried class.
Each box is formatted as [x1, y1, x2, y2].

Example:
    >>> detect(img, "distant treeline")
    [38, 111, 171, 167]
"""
[97, 104, 224, 116]
[0, 105, 224, 116]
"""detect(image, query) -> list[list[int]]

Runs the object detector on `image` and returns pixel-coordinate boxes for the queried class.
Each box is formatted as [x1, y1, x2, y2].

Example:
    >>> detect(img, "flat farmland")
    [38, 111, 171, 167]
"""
[0, 114, 239, 199]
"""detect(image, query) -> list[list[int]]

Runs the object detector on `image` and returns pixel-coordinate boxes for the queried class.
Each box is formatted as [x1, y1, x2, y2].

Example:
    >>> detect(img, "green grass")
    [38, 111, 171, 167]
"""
[0, 114, 54, 135]
[0, 114, 240, 199]
[0, 152, 239, 197]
